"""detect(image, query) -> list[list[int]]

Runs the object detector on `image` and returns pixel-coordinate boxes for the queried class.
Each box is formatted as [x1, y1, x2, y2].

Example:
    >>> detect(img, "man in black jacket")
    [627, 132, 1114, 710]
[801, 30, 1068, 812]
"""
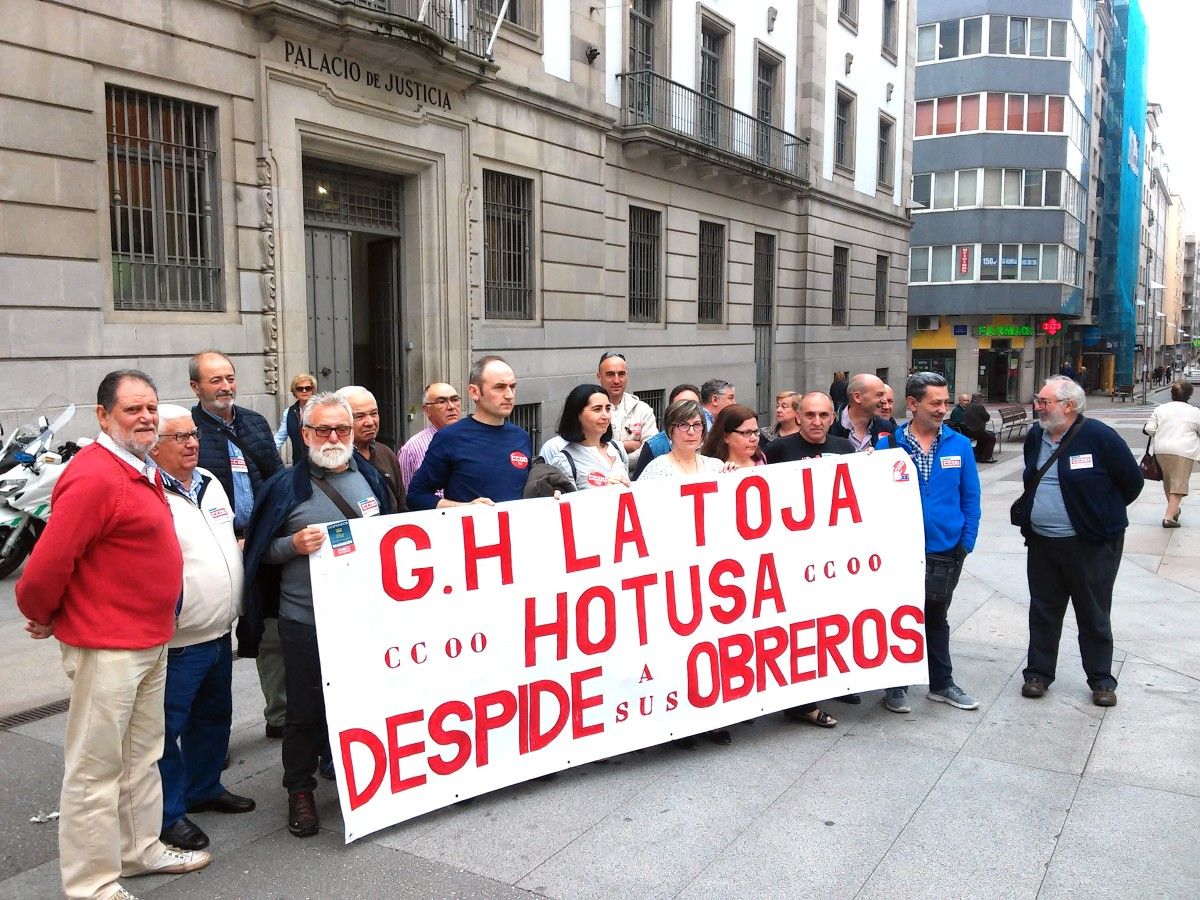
[1016, 375, 1143, 707]
[829, 372, 894, 450]
[189, 350, 286, 738]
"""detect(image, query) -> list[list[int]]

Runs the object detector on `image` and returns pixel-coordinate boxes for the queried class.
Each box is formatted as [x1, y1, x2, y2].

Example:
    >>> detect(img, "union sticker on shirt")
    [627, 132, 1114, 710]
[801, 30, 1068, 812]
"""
[207, 504, 231, 522]
[229, 456, 248, 473]
[327, 521, 356, 556]
[1069, 453, 1094, 470]
[940, 455, 962, 468]
[509, 451, 529, 469]
[358, 497, 380, 517]
[586, 470, 607, 487]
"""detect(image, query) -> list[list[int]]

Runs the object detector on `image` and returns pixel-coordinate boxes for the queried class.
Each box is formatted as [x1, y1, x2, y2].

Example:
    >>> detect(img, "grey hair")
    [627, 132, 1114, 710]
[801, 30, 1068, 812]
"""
[188, 350, 234, 384]
[155, 404, 193, 433]
[301, 391, 353, 426]
[1046, 375, 1086, 412]
[700, 379, 732, 405]
[905, 371, 948, 401]
[335, 385, 375, 404]
[663, 399, 707, 437]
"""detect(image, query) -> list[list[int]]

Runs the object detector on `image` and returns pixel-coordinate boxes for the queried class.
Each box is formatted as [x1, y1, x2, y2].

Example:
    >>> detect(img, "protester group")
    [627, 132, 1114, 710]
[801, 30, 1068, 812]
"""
[17, 348, 1168, 899]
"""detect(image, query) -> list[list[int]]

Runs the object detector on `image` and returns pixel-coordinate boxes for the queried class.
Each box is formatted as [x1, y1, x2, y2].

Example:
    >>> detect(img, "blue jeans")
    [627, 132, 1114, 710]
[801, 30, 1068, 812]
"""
[160, 634, 233, 829]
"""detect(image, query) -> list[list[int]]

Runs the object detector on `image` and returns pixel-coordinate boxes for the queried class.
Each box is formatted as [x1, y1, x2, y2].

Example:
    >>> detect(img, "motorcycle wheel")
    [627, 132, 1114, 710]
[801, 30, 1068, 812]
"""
[0, 524, 36, 579]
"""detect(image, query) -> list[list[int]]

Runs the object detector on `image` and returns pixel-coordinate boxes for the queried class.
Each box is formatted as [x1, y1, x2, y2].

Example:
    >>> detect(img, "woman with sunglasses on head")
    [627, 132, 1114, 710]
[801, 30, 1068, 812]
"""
[274, 373, 317, 461]
[552, 384, 630, 490]
[702, 404, 767, 470]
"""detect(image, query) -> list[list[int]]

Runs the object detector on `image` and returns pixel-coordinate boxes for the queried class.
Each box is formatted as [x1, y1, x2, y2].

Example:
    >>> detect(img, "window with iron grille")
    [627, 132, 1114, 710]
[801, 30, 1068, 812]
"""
[877, 114, 895, 188]
[835, 87, 856, 173]
[874, 254, 889, 326]
[483, 170, 534, 320]
[832, 245, 850, 327]
[753, 233, 776, 327]
[106, 85, 221, 312]
[628, 206, 661, 322]
[755, 53, 780, 165]
[509, 402, 541, 449]
[478, 0, 537, 31]
[303, 162, 403, 234]
[699, 24, 725, 147]
[698, 221, 725, 325]
[639, 388, 665, 425]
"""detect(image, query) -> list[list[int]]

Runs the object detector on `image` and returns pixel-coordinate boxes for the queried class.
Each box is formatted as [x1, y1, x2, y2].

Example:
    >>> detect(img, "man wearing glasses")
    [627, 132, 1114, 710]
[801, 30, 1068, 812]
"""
[398, 382, 462, 491]
[149, 405, 255, 854]
[240, 392, 393, 838]
[1015, 375, 1142, 707]
[597, 351, 658, 468]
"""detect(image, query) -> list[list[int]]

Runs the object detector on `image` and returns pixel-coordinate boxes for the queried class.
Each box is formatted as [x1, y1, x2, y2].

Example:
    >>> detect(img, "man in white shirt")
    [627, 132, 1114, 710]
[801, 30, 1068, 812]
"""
[598, 351, 658, 469]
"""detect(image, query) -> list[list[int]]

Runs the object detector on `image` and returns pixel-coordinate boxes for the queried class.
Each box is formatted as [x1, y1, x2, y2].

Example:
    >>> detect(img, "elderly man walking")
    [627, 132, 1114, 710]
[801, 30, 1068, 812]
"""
[149, 404, 255, 854]
[1016, 375, 1142, 706]
[17, 371, 210, 899]
[241, 392, 393, 837]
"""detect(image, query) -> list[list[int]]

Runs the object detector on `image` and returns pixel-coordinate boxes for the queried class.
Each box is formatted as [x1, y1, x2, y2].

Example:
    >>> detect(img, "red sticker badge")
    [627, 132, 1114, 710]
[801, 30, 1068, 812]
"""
[586, 470, 607, 487]
[893, 459, 910, 482]
[510, 451, 529, 469]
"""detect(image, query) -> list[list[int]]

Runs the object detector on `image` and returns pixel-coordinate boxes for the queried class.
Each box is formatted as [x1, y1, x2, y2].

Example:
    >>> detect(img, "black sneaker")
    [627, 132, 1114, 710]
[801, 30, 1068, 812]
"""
[288, 790, 319, 837]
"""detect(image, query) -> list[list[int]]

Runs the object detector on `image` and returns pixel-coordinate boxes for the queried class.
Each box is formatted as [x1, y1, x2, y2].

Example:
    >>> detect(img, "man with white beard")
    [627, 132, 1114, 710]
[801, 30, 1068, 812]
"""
[239, 392, 392, 839]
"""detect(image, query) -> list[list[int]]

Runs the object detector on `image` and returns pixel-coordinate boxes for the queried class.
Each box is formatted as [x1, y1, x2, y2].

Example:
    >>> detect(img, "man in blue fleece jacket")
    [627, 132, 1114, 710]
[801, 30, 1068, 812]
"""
[1016, 376, 1142, 707]
[408, 355, 532, 509]
[877, 372, 981, 713]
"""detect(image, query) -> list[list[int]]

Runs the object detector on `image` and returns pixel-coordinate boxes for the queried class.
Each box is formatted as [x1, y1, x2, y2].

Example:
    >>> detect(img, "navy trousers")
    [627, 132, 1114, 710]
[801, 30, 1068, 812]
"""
[160, 633, 233, 829]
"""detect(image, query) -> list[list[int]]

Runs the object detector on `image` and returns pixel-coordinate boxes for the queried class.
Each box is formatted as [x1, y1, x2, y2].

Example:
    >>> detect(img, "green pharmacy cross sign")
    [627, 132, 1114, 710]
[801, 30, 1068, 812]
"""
[977, 325, 1033, 337]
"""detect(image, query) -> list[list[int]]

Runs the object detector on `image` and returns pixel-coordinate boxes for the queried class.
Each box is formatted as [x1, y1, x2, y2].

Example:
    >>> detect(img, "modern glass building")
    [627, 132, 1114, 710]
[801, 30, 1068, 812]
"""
[907, 1, 1096, 401]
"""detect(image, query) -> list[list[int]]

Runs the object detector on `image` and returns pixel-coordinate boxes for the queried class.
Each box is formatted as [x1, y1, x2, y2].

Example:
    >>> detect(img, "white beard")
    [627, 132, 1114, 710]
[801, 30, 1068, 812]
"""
[308, 442, 352, 470]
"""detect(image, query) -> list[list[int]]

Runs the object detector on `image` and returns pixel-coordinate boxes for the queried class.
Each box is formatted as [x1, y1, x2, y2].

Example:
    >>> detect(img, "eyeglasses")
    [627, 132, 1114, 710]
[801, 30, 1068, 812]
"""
[163, 431, 199, 444]
[303, 424, 352, 438]
[1033, 397, 1061, 407]
[424, 395, 461, 407]
[294, 385, 314, 393]
[731, 429, 760, 439]
[674, 421, 705, 433]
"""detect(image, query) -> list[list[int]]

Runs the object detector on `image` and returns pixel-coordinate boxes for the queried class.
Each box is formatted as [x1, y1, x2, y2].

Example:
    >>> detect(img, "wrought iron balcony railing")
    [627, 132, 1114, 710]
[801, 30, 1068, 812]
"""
[617, 70, 809, 184]
[347, 0, 502, 59]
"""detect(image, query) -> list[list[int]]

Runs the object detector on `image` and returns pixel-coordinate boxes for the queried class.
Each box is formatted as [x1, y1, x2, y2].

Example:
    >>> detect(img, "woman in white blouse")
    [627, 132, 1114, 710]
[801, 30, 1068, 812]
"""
[1144, 379, 1200, 527]
[552, 384, 630, 490]
[638, 399, 723, 481]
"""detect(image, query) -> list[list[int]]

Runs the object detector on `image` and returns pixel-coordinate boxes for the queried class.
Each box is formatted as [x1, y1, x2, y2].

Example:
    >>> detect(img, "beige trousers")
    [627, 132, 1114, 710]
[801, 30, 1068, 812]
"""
[59, 644, 169, 900]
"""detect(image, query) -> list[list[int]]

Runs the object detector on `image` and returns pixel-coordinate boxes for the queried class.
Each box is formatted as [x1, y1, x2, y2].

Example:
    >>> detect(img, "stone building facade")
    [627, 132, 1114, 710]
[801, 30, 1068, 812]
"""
[1, 0, 912, 444]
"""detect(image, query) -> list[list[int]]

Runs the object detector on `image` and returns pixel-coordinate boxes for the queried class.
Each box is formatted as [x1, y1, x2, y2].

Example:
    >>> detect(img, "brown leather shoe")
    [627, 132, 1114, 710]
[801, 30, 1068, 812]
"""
[1021, 677, 1047, 698]
[1092, 687, 1117, 707]
[288, 790, 320, 837]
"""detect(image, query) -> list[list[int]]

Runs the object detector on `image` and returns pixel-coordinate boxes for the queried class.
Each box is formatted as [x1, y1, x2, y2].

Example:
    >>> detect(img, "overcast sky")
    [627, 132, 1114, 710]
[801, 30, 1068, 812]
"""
[1141, 0, 1198, 230]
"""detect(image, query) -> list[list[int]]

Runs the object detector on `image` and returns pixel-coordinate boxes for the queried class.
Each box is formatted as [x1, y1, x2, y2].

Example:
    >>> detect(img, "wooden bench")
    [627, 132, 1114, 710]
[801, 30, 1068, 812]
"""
[994, 404, 1030, 451]
[1110, 383, 1134, 402]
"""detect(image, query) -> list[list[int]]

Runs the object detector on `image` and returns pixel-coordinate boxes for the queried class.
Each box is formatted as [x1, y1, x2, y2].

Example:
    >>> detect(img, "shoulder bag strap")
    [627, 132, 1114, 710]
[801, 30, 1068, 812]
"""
[1027, 418, 1083, 495]
[311, 475, 361, 520]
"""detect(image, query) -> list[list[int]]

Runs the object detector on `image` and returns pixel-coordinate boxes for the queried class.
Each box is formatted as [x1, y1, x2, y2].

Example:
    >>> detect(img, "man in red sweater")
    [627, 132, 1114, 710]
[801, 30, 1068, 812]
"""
[16, 370, 212, 899]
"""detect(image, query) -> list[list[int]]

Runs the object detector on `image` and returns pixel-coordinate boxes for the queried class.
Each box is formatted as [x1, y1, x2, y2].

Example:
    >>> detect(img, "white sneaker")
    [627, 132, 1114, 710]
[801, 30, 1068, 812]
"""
[129, 845, 212, 877]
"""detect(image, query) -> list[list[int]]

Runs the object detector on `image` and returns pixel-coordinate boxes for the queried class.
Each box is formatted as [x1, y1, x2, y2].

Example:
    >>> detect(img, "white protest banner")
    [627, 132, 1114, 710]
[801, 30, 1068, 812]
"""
[309, 449, 928, 842]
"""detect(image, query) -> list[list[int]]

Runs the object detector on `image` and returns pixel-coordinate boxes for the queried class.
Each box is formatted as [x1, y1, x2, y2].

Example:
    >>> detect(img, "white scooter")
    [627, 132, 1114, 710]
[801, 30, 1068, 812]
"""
[0, 404, 78, 579]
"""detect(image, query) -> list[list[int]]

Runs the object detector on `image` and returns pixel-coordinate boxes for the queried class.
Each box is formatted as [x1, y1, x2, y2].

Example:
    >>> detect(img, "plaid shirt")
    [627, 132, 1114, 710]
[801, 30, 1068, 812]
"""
[900, 423, 942, 483]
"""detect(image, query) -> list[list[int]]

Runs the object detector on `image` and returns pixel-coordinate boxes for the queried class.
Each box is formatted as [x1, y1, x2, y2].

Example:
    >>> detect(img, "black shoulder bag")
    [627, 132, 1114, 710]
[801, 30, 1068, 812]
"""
[1009, 420, 1081, 528]
[311, 475, 362, 520]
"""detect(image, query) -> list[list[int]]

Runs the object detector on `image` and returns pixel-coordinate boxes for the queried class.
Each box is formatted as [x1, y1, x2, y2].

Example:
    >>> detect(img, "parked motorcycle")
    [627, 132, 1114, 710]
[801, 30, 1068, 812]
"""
[0, 404, 79, 579]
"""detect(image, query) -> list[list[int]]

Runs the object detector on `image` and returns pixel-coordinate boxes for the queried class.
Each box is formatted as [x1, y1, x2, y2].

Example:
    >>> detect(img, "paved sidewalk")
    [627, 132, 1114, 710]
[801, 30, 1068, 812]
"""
[1, 400, 1197, 899]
